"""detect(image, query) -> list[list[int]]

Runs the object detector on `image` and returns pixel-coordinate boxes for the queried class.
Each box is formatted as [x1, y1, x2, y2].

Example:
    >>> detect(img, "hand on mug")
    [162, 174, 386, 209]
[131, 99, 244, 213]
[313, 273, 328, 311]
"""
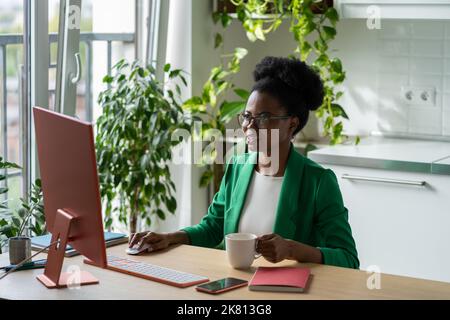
[256, 233, 291, 263]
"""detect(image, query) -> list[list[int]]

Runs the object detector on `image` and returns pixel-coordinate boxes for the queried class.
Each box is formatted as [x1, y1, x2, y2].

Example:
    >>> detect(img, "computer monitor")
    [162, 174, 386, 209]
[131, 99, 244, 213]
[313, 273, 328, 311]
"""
[33, 106, 107, 288]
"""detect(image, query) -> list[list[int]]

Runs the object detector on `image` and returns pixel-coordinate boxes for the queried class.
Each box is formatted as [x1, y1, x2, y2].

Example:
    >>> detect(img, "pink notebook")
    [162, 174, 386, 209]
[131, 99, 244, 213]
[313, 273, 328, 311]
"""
[249, 267, 311, 293]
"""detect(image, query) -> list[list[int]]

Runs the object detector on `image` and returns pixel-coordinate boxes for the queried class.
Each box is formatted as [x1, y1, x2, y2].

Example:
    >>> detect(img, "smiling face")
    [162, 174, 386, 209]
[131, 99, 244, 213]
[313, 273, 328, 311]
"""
[242, 91, 299, 154]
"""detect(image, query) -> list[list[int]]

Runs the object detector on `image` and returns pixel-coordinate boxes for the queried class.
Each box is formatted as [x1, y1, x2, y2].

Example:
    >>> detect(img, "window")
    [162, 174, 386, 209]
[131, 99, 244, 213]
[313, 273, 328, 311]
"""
[0, 0, 136, 213]
[0, 0, 25, 210]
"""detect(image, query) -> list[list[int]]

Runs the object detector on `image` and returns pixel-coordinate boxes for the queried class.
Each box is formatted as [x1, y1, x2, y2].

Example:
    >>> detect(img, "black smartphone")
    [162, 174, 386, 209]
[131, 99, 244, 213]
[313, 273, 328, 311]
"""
[195, 277, 248, 294]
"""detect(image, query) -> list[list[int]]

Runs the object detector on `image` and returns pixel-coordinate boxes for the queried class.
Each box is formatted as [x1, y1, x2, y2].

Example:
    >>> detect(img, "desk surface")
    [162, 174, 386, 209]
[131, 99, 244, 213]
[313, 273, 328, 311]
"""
[1, 244, 450, 300]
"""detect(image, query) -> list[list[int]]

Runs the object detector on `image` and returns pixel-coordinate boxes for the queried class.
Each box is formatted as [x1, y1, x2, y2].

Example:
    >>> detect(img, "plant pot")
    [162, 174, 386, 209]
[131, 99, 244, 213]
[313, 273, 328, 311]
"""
[9, 237, 31, 265]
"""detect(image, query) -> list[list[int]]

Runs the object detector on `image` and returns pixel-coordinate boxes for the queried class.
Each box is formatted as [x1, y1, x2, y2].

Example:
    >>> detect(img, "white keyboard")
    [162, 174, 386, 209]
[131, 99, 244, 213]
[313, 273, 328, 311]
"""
[106, 255, 209, 288]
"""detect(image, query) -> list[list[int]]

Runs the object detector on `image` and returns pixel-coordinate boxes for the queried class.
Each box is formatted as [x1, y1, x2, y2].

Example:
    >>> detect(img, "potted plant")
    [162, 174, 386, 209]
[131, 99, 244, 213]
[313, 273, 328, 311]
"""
[1, 157, 46, 261]
[96, 60, 190, 234]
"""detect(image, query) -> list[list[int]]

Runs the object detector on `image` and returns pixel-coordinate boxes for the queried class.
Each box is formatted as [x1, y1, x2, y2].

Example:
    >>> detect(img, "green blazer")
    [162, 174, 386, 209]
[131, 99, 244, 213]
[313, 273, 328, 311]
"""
[182, 146, 359, 269]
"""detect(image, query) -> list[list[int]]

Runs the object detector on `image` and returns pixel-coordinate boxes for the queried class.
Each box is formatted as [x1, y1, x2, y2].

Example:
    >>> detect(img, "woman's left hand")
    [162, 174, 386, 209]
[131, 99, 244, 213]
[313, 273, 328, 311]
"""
[256, 233, 292, 263]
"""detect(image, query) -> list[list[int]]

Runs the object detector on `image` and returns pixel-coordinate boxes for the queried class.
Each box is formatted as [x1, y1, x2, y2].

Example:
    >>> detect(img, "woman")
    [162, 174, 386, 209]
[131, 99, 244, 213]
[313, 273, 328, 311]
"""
[129, 56, 359, 269]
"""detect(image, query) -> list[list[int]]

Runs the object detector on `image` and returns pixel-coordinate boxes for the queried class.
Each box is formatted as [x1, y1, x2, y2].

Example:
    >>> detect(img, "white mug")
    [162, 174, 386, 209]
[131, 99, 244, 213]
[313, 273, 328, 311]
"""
[225, 233, 261, 269]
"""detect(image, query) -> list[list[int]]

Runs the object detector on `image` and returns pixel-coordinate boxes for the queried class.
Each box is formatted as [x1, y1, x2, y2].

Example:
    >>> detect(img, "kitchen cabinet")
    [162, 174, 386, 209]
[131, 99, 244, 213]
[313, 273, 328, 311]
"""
[319, 163, 450, 283]
[335, 0, 450, 20]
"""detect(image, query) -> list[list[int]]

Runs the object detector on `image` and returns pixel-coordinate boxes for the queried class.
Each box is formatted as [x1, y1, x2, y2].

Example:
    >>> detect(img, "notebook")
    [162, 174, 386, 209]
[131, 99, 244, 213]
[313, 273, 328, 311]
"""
[248, 266, 311, 293]
[31, 232, 128, 257]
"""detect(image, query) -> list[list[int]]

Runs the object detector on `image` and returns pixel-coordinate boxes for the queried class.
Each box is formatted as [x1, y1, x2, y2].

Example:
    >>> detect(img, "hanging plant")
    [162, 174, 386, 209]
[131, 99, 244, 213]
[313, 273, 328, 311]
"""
[185, 0, 359, 192]
[214, 0, 360, 146]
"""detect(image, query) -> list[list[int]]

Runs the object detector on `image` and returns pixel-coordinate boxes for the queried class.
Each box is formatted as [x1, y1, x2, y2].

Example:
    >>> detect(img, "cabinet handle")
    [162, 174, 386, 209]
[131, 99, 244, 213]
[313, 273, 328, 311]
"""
[341, 174, 426, 186]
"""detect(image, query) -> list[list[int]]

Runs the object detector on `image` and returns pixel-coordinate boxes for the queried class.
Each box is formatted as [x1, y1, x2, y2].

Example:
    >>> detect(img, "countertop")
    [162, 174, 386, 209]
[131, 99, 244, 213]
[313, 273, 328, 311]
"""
[307, 136, 450, 175]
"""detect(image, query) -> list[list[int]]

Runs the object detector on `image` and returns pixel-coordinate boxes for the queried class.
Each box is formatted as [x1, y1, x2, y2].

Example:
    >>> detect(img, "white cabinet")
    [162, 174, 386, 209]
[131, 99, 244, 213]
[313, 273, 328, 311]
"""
[335, 0, 450, 20]
[320, 164, 450, 283]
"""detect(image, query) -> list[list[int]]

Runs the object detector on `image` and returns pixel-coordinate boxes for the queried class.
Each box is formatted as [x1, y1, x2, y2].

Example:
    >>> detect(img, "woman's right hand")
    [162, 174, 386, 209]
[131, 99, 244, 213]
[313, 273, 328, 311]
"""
[128, 231, 171, 252]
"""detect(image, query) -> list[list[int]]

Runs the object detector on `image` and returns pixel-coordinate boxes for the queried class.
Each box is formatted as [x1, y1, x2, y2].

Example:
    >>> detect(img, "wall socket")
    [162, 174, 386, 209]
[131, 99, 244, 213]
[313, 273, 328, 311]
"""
[401, 86, 436, 107]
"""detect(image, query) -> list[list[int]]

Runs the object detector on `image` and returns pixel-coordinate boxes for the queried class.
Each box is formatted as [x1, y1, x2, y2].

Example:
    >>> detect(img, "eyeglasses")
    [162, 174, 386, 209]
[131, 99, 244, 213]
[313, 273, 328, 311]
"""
[237, 112, 292, 128]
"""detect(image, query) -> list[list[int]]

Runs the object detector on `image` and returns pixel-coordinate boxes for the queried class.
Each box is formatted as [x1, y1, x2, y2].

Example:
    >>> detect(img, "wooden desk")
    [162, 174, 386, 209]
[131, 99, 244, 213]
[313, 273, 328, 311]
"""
[1, 244, 450, 299]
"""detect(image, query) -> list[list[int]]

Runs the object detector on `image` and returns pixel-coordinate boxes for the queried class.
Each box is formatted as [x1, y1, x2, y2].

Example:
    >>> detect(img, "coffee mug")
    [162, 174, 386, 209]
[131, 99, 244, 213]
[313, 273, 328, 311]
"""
[225, 233, 261, 269]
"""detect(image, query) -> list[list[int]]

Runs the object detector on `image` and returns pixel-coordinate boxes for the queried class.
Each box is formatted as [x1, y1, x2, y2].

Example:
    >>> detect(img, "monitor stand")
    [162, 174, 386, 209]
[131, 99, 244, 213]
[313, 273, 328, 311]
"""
[36, 209, 99, 288]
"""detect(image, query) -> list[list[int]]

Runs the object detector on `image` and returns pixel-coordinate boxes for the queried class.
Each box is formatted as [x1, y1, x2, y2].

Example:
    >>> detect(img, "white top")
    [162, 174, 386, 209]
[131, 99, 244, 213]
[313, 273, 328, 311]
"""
[238, 170, 284, 236]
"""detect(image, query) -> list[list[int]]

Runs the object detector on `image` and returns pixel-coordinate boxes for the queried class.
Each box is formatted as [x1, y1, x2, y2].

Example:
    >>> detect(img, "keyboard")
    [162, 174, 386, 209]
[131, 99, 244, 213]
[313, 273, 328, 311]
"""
[105, 255, 209, 288]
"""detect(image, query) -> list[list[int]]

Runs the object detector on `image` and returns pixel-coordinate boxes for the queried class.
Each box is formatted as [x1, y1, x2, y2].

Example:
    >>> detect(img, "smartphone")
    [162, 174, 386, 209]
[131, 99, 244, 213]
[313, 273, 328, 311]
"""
[196, 277, 248, 294]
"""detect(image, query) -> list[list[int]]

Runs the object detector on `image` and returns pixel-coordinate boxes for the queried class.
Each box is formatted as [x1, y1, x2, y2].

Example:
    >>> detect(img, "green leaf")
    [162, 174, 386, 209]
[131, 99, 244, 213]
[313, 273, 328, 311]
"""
[300, 41, 312, 61]
[199, 170, 213, 188]
[220, 101, 246, 123]
[237, 8, 246, 21]
[302, 21, 316, 36]
[17, 208, 27, 219]
[169, 69, 181, 79]
[336, 91, 344, 100]
[155, 182, 165, 194]
[313, 39, 328, 52]
[314, 54, 328, 68]
[184, 96, 203, 107]
[156, 209, 166, 220]
[11, 216, 21, 228]
[0, 160, 21, 169]
[166, 196, 177, 213]
[324, 116, 333, 130]
[214, 33, 223, 49]
[325, 7, 339, 26]
[332, 122, 344, 145]
[212, 12, 221, 24]
[234, 47, 248, 60]
[304, 143, 318, 157]
[164, 63, 171, 72]
[105, 217, 113, 229]
[0, 225, 15, 238]
[322, 26, 337, 41]
[331, 71, 346, 84]
[246, 31, 257, 42]
[331, 104, 348, 119]
[355, 136, 361, 145]
[103, 75, 113, 84]
[330, 58, 343, 73]
[113, 59, 126, 70]
[233, 88, 250, 100]
[221, 13, 232, 28]
[0, 219, 7, 227]
[254, 24, 265, 41]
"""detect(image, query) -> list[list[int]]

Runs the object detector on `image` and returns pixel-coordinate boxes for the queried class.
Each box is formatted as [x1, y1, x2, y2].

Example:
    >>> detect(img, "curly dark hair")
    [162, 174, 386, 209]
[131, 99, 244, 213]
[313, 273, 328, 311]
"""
[251, 56, 324, 135]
